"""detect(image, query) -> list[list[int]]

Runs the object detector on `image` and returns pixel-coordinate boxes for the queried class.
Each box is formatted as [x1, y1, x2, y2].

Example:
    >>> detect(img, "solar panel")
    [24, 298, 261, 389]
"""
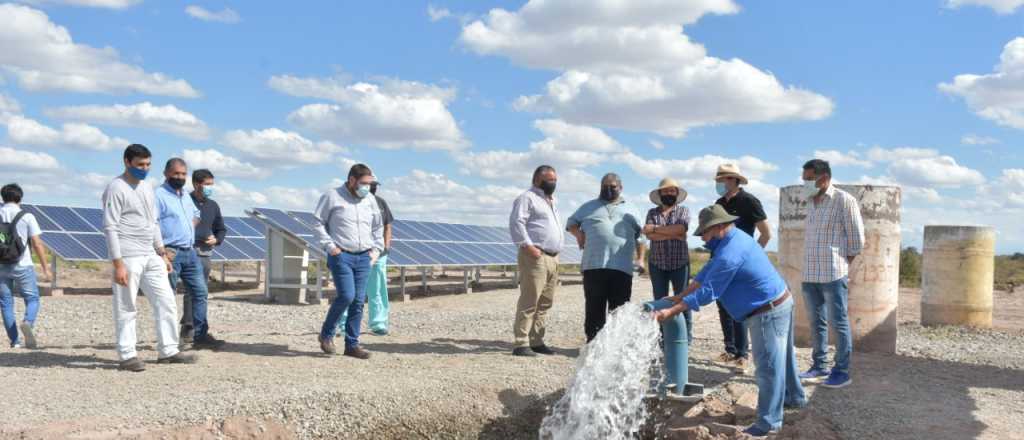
[73, 234, 109, 260]
[73, 208, 104, 231]
[223, 217, 261, 237]
[39, 206, 95, 233]
[21, 205, 60, 231]
[41, 233, 100, 260]
[252, 208, 316, 238]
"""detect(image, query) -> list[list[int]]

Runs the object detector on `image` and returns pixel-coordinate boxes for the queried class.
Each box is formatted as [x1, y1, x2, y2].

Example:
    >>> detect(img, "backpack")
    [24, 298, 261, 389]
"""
[0, 211, 28, 264]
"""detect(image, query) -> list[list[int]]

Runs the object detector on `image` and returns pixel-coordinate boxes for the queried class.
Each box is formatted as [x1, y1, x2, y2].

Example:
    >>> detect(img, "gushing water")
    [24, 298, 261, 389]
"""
[539, 303, 664, 440]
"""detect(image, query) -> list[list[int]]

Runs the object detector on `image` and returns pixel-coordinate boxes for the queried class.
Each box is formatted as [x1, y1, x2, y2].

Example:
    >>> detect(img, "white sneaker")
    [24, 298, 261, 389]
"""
[19, 322, 36, 349]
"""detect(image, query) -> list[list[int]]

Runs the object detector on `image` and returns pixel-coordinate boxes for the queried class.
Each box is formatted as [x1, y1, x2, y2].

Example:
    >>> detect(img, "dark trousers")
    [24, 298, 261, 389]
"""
[582, 269, 633, 342]
[649, 262, 693, 344]
[717, 301, 749, 358]
[179, 254, 211, 339]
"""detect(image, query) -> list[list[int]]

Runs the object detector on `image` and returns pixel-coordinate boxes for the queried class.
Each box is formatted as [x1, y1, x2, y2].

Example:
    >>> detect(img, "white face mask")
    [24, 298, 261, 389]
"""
[802, 179, 819, 199]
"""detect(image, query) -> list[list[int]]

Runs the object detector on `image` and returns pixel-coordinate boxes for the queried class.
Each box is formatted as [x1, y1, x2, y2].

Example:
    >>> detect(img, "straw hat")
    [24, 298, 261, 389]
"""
[648, 177, 688, 207]
[714, 163, 748, 185]
[693, 204, 739, 236]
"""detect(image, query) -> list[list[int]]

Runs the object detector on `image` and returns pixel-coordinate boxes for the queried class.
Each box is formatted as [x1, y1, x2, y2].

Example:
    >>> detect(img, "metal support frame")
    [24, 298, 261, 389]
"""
[463, 269, 470, 294]
[255, 261, 262, 287]
[50, 254, 58, 290]
[220, 262, 227, 284]
[421, 267, 428, 293]
[400, 267, 407, 298]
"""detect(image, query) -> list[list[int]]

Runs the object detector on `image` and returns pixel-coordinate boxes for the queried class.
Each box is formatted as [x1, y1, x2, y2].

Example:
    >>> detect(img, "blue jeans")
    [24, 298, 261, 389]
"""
[648, 263, 693, 344]
[0, 264, 40, 345]
[168, 248, 210, 340]
[748, 296, 806, 432]
[802, 277, 852, 374]
[321, 251, 371, 349]
[336, 254, 389, 334]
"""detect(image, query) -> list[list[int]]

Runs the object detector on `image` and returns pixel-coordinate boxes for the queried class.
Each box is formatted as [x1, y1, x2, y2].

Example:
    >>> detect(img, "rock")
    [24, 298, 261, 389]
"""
[733, 391, 759, 425]
[665, 425, 715, 440]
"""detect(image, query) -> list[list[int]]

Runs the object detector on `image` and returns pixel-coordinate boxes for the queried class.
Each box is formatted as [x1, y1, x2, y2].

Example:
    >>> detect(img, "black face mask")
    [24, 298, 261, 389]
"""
[539, 180, 556, 196]
[660, 195, 677, 206]
[600, 186, 620, 201]
[168, 178, 186, 190]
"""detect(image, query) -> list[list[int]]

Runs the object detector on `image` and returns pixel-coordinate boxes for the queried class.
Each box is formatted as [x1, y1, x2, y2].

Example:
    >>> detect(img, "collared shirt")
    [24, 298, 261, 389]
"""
[715, 188, 767, 237]
[190, 193, 226, 253]
[0, 203, 41, 267]
[803, 184, 865, 283]
[509, 187, 564, 254]
[645, 205, 690, 270]
[313, 186, 384, 254]
[102, 175, 163, 260]
[155, 183, 200, 249]
[682, 227, 788, 320]
[567, 198, 643, 275]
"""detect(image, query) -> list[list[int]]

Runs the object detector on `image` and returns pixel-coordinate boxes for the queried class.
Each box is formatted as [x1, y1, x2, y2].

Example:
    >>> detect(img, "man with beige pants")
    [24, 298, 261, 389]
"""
[509, 165, 563, 357]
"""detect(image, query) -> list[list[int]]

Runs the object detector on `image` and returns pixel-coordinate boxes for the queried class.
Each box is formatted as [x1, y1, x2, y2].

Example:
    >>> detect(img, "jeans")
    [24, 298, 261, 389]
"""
[644, 298, 690, 392]
[582, 269, 632, 342]
[717, 301, 749, 358]
[179, 254, 212, 339]
[0, 264, 40, 346]
[802, 277, 852, 374]
[336, 254, 390, 335]
[168, 248, 210, 340]
[748, 296, 806, 432]
[648, 263, 693, 344]
[321, 251, 371, 349]
[113, 254, 180, 360]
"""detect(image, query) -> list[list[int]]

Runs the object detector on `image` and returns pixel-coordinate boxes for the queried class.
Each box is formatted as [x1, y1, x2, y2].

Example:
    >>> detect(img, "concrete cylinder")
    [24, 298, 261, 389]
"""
[778, 185, 901, 354]
[921, 226, 994, 328]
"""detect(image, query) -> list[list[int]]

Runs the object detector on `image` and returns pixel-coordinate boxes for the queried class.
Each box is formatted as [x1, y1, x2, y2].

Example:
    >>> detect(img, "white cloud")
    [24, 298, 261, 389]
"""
[6, 115, 128, 151]
[459, 0, 832, 138]
[864, 146, 938, 162]
[0, 4, 199, 97]
[427, 4, 451, 21]
[270, 74, 467, 151]
[945, 0, 1024, 14]
[195, 180, 267, 212]
[261, 185, 324, 211]
[381, 169, 522, 225]
[17, 0, 141, 9]
[888, 155, 986, 187]
[182, 149, 264, 179]
[45, 102, 210, 140]
[961, 134, 1000, 145]
[812, 149, 873, 168]
[618, 151, 778, 188]
[0, 146, 60, 171]
[222, 128, 347, 166]
[184, 5, 240, 23]
[0, 92, 21, 123]
[940, 37, 1024, 129]
[648, 139, 665, 150]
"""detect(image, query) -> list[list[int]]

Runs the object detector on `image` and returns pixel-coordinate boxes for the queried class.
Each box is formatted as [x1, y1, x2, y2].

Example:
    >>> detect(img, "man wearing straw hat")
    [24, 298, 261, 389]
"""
[643, 178, 694, 339]
[712, 163, 770, 373]
[651, 204, 805, 437]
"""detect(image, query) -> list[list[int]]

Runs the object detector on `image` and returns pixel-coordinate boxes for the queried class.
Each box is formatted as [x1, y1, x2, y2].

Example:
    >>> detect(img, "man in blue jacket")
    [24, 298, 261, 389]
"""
[652, 204, 805, 437]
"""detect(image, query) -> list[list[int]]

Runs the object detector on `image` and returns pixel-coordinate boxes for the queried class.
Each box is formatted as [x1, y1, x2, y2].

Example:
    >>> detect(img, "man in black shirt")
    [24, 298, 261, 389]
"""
[711, 164, 772, 373]
[182, 169, 227, 344]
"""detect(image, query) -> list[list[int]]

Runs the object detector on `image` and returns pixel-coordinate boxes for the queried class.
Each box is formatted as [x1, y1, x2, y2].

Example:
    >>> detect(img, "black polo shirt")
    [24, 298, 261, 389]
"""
[715, 188, 767, 237]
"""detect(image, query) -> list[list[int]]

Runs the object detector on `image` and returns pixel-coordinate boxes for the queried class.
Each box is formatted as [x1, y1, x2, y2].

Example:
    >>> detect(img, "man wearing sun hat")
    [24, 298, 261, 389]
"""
[651, 204, 805, 437]
[712, 163, 771, 373]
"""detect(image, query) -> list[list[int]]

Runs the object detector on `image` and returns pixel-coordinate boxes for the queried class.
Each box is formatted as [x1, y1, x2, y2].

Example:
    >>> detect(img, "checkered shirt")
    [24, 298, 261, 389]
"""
[803, 185, 865, 283]
[646, 205, 690, 271]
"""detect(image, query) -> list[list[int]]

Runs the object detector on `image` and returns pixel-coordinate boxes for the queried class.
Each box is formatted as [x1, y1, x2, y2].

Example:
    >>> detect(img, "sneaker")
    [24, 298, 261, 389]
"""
[715, 352, 734, 363]
[799, 368, 830, 383]
[157, 352, 198, 364]
[531, 344, 556, 355]
[319, 335, 337, 355]
[118, 357, 146, 372]
[731, 356, 751, 374]
[192, 333, 226, 350]
[370, 328, 389, 336]
[742, 425, 777, 437]
[512, 347, 537, 357]
[821, 371, 852, 388]
[19, 322, 36, 349]
[10, 342, 21, 349]
[785, 400, 808, 409]
[344, 345, 371, 360]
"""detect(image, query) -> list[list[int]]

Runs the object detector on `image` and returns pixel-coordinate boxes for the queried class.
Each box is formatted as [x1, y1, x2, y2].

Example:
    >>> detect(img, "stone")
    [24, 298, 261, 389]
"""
[734, 392, 759, 425]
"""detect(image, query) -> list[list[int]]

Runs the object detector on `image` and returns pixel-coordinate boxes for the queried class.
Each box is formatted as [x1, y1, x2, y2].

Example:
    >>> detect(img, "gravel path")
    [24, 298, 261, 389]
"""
[1, 277, 1022, 439]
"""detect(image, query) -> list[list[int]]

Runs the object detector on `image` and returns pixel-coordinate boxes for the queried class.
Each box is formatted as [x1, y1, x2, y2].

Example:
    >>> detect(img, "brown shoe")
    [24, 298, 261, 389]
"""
[732, 356, 751, 374]
[319, 335, 337, 355]
[118, 357, 146, 372]
[343, 345, 371, 360]
[157, 352, 198, 364]
[715, 352, 734, 363]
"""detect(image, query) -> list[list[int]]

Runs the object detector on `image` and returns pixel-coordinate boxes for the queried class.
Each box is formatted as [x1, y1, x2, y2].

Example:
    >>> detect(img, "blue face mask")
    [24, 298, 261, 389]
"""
[128, 166, 148, 181]
[715, 182, 728, 197]
[356, 184, 371, 198]
[703, 237, 723, 252]
[202, 186, 214, 198]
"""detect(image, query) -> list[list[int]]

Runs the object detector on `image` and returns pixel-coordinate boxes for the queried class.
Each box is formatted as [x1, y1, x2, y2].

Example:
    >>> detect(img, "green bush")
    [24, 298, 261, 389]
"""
[899, 247, 922, 288]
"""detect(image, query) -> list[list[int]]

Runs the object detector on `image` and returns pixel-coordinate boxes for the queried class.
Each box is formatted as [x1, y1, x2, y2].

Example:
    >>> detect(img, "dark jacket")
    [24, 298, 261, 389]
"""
[191, 192, 226, 254]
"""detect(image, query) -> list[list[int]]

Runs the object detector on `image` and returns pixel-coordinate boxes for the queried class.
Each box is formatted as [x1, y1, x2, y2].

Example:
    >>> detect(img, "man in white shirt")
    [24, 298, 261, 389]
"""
[0, 184, 52, 349]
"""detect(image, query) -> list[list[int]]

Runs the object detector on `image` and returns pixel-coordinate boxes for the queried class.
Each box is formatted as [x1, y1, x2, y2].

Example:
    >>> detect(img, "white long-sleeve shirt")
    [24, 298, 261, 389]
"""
[313, 186, 384, 254]
[102, 175, 163, 260]
[509, 187, 563, 254]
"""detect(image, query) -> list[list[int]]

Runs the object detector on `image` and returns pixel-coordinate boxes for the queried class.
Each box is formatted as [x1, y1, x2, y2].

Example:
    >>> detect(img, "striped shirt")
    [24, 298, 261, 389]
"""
[645, 205, 689, 270]
[803, 185, 865, 283]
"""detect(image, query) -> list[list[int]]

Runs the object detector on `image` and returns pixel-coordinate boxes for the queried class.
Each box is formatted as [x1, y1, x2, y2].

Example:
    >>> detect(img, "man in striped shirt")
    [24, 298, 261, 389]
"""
[798, 159, 864, 389]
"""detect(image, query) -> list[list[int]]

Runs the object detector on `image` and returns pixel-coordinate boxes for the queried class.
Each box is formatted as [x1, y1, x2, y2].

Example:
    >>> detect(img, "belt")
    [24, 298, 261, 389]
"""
[746, 290, 791, 320]
[341, 249, 370, 255]
[543, 250, 559, 257]
[165, 245, 192, 252]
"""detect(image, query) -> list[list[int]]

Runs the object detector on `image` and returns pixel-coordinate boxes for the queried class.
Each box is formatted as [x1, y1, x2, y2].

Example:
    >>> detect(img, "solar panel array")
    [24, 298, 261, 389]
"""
[22, 204, 267, 262]
[248, 207, 583, 268]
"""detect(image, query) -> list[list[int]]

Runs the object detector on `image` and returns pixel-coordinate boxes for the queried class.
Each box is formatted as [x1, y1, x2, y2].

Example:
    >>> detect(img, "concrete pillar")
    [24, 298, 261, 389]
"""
[921, 226, 994, 328]
[779, 184, 901, 354]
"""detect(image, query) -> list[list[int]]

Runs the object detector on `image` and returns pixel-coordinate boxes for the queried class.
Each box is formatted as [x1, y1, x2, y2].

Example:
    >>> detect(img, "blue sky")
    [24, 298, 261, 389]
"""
[1, 0, 1024, 252]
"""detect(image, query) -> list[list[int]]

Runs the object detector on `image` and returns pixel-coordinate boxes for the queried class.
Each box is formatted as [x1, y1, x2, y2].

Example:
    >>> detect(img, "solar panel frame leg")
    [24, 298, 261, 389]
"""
[421, 267, 427, 294]
[463, 269, 470, 294]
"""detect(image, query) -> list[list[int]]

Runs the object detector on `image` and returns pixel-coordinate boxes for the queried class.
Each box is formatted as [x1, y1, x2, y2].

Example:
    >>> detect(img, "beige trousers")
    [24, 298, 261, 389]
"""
[513, 247, 559, 348]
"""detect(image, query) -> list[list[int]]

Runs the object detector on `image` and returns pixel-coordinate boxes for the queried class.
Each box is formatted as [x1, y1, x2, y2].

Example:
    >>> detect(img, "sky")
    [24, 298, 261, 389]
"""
[1, 0, 1024, 252]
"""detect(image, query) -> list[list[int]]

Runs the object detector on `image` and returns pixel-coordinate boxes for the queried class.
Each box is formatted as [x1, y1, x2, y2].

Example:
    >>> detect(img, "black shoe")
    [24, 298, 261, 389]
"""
[157, 352, 198, 364]
[179, 326, 194, 344]
[118, 357, 146, 372]
[192, 333, 226, 350]
[530, 344, 556, 355]
[512, 347, 537, 357]
[344, 345, 371, 360]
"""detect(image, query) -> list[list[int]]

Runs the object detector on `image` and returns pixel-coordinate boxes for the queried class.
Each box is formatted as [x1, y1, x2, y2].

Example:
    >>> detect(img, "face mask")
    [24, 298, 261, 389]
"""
[715, 182, 728, 197]
[356, 184, 371, 198]
[802, 179, 819, 199]
[600, 186, 620, 201]
[703, 236, 723, 252]
[660, 195, 677, 206]
[128, 166, 148, 181]
[539, 180, 556, 196]
[168, 178, 186, 190]
[202, 186, 214, 198]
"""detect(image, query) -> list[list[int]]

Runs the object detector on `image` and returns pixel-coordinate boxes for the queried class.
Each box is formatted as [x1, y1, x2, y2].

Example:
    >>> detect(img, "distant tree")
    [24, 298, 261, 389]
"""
[1011, 252, 1024, 261]
[900, 247, 922, 287]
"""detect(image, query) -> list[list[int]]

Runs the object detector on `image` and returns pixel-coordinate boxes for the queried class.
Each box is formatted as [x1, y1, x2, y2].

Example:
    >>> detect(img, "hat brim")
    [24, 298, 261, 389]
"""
[693, 215, 739, 236]
[715, 173, 748, 185]
[649, 186, 688, 207]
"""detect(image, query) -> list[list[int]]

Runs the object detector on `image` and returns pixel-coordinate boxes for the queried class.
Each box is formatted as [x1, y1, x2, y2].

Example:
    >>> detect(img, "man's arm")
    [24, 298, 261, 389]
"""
[212, 204, 227, 245]
[567, 224, 585, 249]
[370, 200, 385, 254]
[843, 197, 865, 264]
[383, 223, 392, 250]
[313, 193, 340, 256]
[509, 194, 541, 258]
[755, 220, 772, 248]
[29, 236, 51, 280]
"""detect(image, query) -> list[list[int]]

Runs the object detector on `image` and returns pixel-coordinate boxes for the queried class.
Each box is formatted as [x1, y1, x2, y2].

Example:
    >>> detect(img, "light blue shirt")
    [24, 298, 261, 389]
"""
[566, 198, 643, 275]
[155, 183, 199, 248]
[683, 227, 788, 320]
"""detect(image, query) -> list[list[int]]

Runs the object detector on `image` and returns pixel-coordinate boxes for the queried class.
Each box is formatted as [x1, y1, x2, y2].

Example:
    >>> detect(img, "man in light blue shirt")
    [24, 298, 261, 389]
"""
[156, 158, 224, 350]
[566, 173, 644, 342]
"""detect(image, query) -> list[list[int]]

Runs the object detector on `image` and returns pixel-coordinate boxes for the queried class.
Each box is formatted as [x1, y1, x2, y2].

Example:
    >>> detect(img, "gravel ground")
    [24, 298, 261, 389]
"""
[1, 275, 1022, 439]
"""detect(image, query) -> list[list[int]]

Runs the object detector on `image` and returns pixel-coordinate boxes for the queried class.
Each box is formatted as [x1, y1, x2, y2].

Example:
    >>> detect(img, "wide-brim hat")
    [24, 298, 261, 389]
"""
[648, 177, 688, 207]
[693, 204, 739, 236]
[715, 163, 748, 185]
